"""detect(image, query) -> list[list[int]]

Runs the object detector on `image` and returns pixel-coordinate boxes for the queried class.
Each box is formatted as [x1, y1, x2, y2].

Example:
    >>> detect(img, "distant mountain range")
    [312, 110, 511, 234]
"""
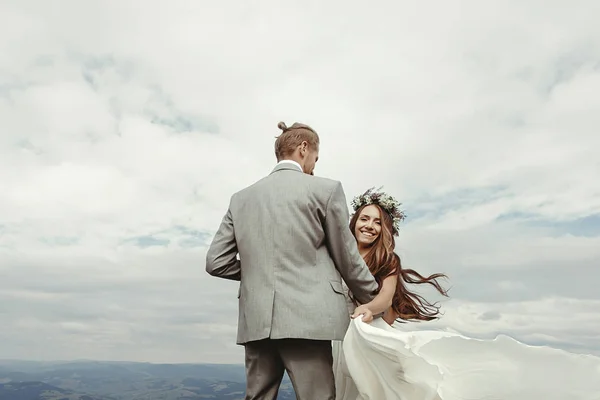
[0, 360, 296, 400]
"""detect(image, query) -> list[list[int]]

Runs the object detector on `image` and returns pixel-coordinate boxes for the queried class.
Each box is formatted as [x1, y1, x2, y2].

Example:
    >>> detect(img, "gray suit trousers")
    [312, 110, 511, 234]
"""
[244, 338, 335, 400]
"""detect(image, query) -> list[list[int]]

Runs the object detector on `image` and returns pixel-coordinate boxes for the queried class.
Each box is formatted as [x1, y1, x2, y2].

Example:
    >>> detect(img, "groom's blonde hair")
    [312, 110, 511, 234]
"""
[274, 121, 320, 161]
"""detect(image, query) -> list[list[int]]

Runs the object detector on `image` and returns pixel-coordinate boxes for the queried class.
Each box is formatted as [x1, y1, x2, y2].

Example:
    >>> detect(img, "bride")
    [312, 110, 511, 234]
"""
[333, 187, 600, 400]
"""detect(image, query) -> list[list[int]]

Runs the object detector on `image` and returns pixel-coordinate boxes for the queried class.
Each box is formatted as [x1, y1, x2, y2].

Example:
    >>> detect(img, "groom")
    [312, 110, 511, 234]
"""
[205, 121, 378, 399]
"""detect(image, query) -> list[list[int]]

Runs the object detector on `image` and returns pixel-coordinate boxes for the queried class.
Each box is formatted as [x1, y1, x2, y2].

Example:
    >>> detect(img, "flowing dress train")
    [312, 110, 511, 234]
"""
[332, 285, 600, 400]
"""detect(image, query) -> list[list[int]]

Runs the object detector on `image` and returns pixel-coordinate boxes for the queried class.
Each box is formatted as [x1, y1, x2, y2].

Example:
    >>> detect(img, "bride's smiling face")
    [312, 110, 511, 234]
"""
[354, 205, 382, 248]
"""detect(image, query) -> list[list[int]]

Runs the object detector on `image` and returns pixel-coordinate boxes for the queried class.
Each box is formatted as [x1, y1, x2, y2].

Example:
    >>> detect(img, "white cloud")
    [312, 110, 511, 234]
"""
[412, 297, 600, 356]
[0, 0, 599, 363]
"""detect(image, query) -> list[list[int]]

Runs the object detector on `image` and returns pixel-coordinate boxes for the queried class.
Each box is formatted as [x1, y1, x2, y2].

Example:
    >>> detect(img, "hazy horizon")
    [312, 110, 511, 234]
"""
[0, 358, 244, 365]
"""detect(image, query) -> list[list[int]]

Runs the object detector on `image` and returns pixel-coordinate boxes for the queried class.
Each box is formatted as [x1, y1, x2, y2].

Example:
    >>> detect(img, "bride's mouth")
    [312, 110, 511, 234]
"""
[360, 230, 375, 238]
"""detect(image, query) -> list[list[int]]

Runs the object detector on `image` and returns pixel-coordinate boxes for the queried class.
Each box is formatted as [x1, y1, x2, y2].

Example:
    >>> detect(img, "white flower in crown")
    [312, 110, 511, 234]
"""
[351, 187, 406, 236]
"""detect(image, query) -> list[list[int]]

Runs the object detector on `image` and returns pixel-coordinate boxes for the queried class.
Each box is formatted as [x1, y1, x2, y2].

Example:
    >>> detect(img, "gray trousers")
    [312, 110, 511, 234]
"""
[244, 338, 335, 400]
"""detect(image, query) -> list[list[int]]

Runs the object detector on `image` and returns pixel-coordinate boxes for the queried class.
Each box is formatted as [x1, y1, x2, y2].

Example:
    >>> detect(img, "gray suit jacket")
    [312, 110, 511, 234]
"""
[205, 163, 378, 344]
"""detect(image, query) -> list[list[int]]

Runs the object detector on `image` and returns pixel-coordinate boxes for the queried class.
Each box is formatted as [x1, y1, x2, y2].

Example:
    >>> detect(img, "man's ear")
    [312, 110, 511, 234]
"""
[300, 141, 308, 156]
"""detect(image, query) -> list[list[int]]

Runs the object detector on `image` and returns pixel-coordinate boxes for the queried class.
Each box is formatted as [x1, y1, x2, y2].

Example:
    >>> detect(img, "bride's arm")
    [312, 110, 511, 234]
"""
[352, 275, 397, 317]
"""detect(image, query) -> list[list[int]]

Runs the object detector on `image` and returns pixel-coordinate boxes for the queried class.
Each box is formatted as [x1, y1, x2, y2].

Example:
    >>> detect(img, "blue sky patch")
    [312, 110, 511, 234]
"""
[497, 212, 600, 237]
[127, 235, 170, 248]
[406, 185, 510, 221]
[124, 226, 212, 248]
[39, 236, 80, 246]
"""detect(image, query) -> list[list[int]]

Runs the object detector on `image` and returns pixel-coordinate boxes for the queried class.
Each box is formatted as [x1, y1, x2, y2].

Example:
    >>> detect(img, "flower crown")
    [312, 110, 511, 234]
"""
[350, 187, 406, 236]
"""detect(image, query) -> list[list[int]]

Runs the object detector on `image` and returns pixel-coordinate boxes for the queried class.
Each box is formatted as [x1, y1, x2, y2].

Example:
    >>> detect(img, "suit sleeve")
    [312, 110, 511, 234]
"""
[324, 182, 378, 304]
[205, 199, 241, 281]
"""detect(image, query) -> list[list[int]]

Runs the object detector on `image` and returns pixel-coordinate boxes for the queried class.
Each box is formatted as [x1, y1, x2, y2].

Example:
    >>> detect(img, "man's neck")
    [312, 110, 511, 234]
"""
[277, 159, 302, 172]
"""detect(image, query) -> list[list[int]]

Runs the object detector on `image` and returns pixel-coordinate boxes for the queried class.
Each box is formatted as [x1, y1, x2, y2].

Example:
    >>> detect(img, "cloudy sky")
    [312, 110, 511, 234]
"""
[1, 0, 599, 364]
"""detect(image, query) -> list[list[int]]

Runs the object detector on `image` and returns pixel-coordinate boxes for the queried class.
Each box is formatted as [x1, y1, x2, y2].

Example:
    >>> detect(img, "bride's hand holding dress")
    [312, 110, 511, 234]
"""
[351, 273, 398, 324]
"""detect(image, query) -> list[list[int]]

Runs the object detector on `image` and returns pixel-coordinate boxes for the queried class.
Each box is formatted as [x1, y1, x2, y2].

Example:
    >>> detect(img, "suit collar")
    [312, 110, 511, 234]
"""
[270, 160, 303, 175]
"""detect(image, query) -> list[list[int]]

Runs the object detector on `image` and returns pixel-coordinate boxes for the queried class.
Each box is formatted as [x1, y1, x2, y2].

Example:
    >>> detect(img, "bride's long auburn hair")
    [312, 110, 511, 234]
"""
[349, 204, 449, 322]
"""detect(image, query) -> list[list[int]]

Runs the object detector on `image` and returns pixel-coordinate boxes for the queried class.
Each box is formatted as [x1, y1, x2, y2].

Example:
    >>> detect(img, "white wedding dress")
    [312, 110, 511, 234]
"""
[332, 284, 600, 400]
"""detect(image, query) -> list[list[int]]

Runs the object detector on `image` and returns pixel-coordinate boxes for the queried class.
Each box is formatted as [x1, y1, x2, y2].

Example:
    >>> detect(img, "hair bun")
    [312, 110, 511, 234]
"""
[277, 121, 288, 131]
